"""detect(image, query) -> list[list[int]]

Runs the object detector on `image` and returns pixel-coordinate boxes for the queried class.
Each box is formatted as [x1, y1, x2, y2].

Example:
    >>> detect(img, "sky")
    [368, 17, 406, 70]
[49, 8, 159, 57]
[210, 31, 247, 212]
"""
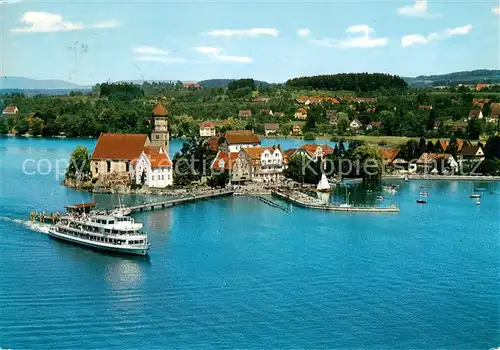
[1, 0, 499, 85]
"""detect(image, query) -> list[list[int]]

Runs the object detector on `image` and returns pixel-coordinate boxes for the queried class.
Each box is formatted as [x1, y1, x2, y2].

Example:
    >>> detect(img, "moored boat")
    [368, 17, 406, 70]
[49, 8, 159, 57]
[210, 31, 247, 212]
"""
[416, 199, 427, 204]
[470, 194, 481, 198]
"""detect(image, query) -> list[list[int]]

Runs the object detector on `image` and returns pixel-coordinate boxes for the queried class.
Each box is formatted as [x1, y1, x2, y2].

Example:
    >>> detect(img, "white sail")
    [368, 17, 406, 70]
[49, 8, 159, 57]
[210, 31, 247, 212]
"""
[317, 173, 331, 192]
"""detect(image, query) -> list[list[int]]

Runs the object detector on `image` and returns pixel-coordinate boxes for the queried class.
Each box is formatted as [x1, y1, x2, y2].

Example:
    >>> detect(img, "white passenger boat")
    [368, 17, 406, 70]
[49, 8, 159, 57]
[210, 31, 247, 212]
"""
[48, 203, 150, 256]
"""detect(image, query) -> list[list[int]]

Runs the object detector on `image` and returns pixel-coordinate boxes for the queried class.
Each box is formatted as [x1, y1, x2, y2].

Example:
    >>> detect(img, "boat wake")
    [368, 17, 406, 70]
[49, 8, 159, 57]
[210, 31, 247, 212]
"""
[0, 215, 51, 234]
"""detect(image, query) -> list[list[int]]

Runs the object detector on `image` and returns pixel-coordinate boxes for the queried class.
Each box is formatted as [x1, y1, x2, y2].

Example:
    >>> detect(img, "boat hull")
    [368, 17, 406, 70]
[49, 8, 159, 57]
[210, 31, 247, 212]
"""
[48, 229, 149, 256]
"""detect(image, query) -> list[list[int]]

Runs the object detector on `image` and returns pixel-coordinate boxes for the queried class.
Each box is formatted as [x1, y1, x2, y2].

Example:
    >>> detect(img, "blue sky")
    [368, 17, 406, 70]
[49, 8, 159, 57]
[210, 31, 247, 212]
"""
[1, 0, 499, 85]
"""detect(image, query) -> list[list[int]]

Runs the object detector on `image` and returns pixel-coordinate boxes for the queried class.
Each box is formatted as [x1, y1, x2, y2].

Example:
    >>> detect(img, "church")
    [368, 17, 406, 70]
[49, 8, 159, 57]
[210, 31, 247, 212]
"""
[90, 103, 173, 187]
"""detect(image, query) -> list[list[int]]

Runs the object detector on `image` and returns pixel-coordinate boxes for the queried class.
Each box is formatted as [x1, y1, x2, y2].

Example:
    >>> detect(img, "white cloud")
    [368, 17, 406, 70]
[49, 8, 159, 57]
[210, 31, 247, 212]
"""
[401, 24, 473, 47]
[398, 0, 439, 18]
[194, 46, 252, 63]
[297, 28, 311, 38]
[492, 7, 500, 15]
[133, 46, 169, 55]
[205, 28, 278, 37]
[134, 56, 185, 63]
[10, 11, 120, 33]
[299, 26, 388, 49]
[446, 24, 472, 35]
[401, 34, 429, 47]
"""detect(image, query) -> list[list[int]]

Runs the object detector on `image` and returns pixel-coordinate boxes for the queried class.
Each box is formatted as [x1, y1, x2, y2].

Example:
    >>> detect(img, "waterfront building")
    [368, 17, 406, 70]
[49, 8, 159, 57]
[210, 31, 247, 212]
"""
[2, 105, 19, 115]
[291, 124, 303, 136]
[150, 103, 170, 151]
[264, 123, 279, 136]
[416, 153, 458, 174]
[295, 96, 340, 105]
[211, 151, 239, 172]
[232, 146, 285, 183]
[219, 130, 261, 153]
[295, 108, 308, 120]
[434, 139, 470, 153]
[90, 133, 150, 179]
[459, 145, 485, 163]
[133, 146, 173, 188]
[291, 144, 335, 162]
[199, 121, 216, 137]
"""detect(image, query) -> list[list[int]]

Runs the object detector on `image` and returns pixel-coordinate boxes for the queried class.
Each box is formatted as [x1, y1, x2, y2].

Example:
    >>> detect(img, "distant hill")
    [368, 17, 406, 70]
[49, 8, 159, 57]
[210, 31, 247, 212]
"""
[199, 79, 272, 88]
[404, 69, 500, 88]
[1, 76, 91, 90]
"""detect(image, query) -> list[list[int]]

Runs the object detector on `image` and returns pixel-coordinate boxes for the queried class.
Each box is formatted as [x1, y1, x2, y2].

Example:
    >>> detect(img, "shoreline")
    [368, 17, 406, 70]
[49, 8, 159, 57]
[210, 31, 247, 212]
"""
[383, 174, 500, 181]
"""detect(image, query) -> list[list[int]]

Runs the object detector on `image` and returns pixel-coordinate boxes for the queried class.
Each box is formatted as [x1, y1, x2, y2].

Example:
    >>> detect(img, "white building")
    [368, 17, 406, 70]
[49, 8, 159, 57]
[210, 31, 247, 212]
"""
[133, 147, 173, 188]
[199, 121, 216, 137]
[219, 130, 261, 153]
[232, 146, 285, 183]
[349, 119, 362, 129]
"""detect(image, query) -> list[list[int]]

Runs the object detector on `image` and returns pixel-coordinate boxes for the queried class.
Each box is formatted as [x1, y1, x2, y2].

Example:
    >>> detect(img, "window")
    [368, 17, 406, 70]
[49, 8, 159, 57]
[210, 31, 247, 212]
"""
[156, 135, 159, 139]
[126, 162, 129, 172]
[152, 175, 155, 180]
[106, 161, 111, 172]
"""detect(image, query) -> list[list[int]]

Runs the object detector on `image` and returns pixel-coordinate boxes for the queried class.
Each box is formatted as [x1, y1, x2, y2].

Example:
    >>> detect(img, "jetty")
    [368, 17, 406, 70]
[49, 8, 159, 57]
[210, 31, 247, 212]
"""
[272, 190, 400, 213]
[125, 190, 234, 212]
[255, 195, 290, 212]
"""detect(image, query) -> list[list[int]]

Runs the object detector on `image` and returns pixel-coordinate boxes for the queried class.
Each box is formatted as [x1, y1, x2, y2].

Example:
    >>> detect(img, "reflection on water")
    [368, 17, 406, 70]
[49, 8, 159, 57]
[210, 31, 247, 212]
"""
[105, 257, 149, 290]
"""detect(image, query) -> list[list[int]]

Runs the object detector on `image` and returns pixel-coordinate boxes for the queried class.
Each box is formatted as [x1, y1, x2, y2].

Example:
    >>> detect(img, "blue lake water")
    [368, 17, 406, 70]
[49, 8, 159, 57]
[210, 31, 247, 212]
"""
[1, 136, 499, 349]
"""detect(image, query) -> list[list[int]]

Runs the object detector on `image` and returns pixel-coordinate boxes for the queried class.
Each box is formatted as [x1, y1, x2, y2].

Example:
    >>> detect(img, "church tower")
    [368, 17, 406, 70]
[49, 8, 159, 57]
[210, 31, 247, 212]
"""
[150, 103, 170, 152]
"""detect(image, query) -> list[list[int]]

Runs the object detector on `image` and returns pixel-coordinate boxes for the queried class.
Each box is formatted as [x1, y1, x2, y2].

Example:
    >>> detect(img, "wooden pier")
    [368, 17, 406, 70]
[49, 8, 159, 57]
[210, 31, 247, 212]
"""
[255, 195, 290, 213]
[272, 190, 400, 213]
[126, 190, 234, 213]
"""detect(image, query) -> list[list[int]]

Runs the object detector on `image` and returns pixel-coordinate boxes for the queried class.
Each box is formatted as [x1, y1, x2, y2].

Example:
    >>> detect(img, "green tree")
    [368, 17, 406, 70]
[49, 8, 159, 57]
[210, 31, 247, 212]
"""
[303, 132, 316, 140]
[30, 117, 44, 136]
[66, 146, 91, 181]
[15, 118, 30, 135]
[467, 118, 485, 140]
[337, 114, 349, 135]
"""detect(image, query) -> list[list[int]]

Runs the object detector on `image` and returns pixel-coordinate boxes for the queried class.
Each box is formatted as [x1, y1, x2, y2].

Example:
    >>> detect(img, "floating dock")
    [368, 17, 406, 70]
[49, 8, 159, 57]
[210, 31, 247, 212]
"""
[272, 191, 400, 213]
[255, 195, 290, 212]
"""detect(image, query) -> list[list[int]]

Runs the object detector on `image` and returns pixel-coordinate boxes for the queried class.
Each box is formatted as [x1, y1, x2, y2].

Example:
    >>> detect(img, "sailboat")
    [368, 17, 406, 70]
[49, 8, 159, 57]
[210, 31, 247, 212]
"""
[317, 173, 332, 193]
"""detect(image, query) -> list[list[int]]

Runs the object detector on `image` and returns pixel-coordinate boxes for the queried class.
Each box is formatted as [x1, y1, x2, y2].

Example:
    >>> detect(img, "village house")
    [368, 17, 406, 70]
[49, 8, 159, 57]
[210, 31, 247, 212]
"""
[90, 133, 150, 179]
[342, 97, 378, 104]
[475, 84, 489, 91]
[199, 121, 216, 137]
[366, 121, 382, 131]
[238, 110, 252, 118]
[274, 112, 285, 118]
[468, 109, 483, 120]
[219, 130, 261, 153]
[264, 123, 279, 136]
[295, 96, 340, 105]
[133, 146, 173, 188]
[418, 105, 433, 110]
[206, 136, 220, 152]
[232, 146, 285, 183]
[433, 121, 442, 130]
[260, 109, 273, 116]
[2, 105, 19, 115]
[473, 98, 491, 106]
[211, 151, 239, 173]
[434, 139, 470, 153]
[349, 119, 362, 130]
[295, 107, 308, 120]
[416, 153, 458, 174]
[183, 82, 200, 89]
[459, 145, 485, 163]
[291, 144, 335, 162]
[489, 102, 500, 121]
[251, 97, 270, 103]
[291, 124, 302, 136]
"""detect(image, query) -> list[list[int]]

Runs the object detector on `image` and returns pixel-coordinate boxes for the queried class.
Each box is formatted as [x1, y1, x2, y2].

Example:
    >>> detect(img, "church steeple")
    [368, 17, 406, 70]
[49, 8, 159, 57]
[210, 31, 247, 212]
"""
[150, 103, 170, 152]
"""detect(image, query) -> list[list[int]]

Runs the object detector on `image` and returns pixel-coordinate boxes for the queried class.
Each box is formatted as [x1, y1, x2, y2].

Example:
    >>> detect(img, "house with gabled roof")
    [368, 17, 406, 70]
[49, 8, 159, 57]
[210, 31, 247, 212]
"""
[90, 133, 150, 179]
[349, 119, 362, 130]
[133, 146, 173, 188]
[211, 151, 239, 172]
[264, 123, 279, 136]
[468, 109, 483, 120]
[199, 121, 216, 137]
[219, 130, 261, 153]
[295, 107, 307, 120]
[238, 110, 252, 118]
[232, 146, 285, 183]
[291, 144, 335, 162]
[2, 105, 19, 115]
[459, 145, 485, 162]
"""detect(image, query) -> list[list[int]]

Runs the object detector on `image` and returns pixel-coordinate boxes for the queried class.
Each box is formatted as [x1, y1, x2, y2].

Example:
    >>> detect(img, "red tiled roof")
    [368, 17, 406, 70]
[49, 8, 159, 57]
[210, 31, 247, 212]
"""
[264, 123, 279, 130]
[472, 98, 491, 105]
[469, 109, 482, 118]
[223, 130, 261, 145]
[2, 105, 18, 114]
[211, 151, 239, 170]
[242, 146, 283, 165]
[283, 148, 297, 161]
[379, 147, 400, 164]
[200, 121, 215, 128]
[418, 105, 433, 110]
[417, 152, 454, 164]
[460, 145, 482, 157]
[298, 144, 335, 158]
[91, 133, 149, 160]
[206, 136, 220, 152]
[152, 103, 168, 116]
[475, 84, 488, 91]
[238, 110, 252, 117]
[143, 146, 172, 168]
[370, 121, 382, 127]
